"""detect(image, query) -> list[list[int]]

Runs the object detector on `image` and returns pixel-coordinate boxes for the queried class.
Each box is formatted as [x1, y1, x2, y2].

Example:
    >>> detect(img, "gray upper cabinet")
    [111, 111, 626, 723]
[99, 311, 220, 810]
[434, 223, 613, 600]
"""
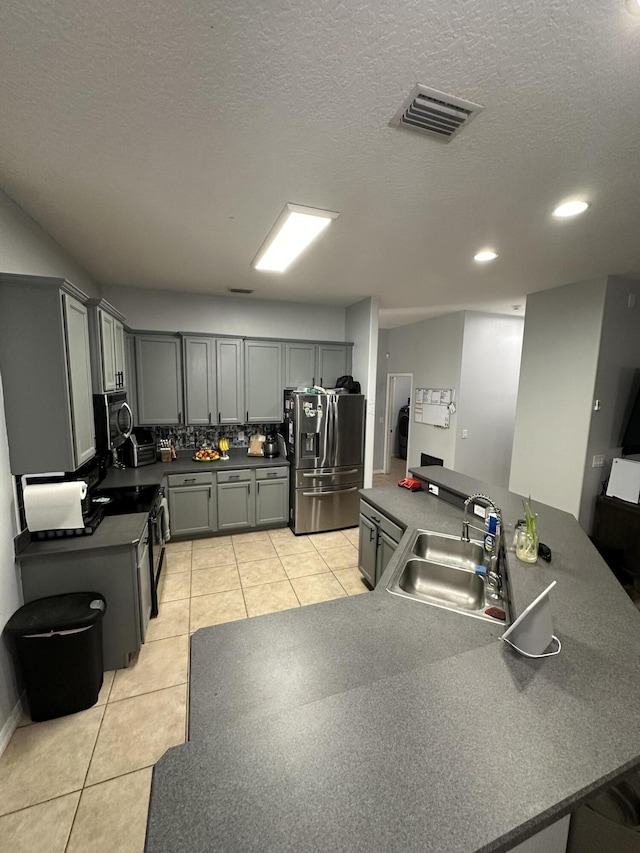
[183, 337, 216, 425]
[317, 344, 351, 387]
[0, 275, 96, 474]
[284, 343, 317, 388]
[245, 340, 283, 423]
[124, 331, 137, 424]
[215, 338, 244, 424]
[135, 335, 183, 425]
[88, 300, 127, 394]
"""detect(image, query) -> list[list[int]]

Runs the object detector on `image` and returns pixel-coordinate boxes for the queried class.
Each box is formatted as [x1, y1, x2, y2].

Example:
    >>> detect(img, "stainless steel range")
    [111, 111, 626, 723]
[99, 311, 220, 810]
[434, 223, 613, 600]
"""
[283, 391, 365, 535]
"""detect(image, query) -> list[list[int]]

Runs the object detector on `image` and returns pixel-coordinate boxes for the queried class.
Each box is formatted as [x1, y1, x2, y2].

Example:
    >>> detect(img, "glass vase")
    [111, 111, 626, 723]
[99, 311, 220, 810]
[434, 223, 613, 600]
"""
[515, 526, 539, 563]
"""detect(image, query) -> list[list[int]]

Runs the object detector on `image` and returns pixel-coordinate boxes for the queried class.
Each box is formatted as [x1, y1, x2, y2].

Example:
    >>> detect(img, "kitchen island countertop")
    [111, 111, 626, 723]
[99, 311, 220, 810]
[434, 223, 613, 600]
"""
[145, 467, 640, 853]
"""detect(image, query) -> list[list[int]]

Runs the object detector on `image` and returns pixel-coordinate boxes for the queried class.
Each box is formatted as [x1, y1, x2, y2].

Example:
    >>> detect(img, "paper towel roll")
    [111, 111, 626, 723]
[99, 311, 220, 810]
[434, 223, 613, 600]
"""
[24, 481, 87, 531]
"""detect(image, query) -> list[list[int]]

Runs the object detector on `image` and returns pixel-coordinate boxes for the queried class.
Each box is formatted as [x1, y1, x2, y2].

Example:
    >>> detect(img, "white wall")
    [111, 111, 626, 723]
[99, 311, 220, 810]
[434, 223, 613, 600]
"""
[386, 312, 465, 470]
[579, 276, 640, 530]
[0, 190, 99, 297]
[102, 284, 346, 341]
[0, 189, 101, 747]
[345, 298, 379, 489]
[372, 329, 389, 471]
[455, 313, 524, 489]
[509, 279, 607, 517]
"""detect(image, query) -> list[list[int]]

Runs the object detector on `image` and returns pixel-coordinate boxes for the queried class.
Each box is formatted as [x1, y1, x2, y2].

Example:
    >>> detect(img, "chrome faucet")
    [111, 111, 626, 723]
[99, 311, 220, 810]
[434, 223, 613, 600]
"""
[461, 493, 502, 542]
[462, 493, 503, 600]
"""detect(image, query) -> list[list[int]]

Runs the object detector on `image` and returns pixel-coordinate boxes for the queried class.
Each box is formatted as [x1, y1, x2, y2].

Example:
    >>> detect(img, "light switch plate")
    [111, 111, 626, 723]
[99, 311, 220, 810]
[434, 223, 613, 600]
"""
[592, 454, 605, 468]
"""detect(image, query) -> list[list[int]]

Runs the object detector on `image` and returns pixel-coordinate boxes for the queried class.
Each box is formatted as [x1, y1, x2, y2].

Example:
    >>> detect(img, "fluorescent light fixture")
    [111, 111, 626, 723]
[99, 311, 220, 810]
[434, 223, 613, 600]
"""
[626, 0, 640, 16]
[252, 203, 339, 272]
[474, 250, 498, 262]
[553, 200, 589, 218]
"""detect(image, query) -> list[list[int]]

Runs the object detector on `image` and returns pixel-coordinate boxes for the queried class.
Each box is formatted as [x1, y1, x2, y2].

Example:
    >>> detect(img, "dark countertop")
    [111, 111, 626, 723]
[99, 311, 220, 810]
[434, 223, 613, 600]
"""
[100, 448, 289, 488]
[145, 468, 640, 853]
[19, 512, 149, 557]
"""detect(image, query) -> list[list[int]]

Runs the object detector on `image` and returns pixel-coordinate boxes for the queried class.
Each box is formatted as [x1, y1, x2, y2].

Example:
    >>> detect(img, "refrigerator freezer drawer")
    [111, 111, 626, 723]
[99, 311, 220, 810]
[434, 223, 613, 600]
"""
[293, 485, 360, 535]
[295, 465, 363, 490]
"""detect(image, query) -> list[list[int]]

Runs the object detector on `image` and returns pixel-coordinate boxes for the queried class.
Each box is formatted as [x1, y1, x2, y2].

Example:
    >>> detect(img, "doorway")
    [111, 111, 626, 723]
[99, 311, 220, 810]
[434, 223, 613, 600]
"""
[382, 373, 413, 476]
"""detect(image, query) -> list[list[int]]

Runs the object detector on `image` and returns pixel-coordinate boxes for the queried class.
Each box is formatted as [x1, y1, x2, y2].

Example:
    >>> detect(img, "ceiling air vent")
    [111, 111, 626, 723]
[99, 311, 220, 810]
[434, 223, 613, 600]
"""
[389, 84, 484, 143]
[228, 288, 254, 294]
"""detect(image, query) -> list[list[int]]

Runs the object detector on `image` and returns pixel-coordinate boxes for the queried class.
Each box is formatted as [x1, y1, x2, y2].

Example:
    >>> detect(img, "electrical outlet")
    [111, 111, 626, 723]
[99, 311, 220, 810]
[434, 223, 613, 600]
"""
[629, 293, 636, 309]
[593, 400, 602, 411]
[461, 429, 468, 439]
[427, 483, 439, 496]
[473, 504, 486, 519]
[592, 454, 605, 468]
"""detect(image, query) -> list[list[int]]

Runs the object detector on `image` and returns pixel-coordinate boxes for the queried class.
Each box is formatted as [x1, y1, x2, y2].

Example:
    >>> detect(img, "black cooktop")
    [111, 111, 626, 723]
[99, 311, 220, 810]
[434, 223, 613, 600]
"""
[92, 484, 160, 516]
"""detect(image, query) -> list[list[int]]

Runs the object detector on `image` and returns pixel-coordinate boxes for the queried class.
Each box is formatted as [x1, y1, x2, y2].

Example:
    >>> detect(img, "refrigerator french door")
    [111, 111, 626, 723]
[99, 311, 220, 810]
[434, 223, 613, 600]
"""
[284, 392, 365, 534]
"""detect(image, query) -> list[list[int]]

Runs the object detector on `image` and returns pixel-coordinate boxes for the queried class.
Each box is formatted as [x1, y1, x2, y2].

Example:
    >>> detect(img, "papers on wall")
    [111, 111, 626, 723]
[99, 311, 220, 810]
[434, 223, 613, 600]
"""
[414, 388, 454, 428]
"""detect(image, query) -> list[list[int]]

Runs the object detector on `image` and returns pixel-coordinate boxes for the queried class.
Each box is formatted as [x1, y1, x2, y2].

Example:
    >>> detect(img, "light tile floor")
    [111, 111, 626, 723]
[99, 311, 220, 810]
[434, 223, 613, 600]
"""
[0, 525, 367, 853]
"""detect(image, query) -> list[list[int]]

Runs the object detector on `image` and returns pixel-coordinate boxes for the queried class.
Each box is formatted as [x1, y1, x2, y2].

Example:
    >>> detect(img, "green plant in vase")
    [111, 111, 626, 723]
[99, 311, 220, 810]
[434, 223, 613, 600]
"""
[516, 496, 539, 563]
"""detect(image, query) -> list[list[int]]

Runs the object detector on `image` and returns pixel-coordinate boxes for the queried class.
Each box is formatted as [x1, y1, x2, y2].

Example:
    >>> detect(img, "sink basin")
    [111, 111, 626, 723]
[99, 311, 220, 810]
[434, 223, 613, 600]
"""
[397, 559, 485, 611]
[387, 529, 509, 624]
[412, 532, 488, 571]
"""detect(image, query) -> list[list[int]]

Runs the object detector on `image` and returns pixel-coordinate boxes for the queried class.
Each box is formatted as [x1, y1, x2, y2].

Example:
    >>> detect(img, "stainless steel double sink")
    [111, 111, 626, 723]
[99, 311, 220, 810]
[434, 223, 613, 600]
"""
[387, 530, 510, 624]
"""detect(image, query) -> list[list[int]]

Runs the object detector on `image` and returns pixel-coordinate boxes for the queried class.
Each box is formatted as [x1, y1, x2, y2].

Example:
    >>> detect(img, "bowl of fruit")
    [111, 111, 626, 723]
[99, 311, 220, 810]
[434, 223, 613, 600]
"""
[192, 448, 221, 462]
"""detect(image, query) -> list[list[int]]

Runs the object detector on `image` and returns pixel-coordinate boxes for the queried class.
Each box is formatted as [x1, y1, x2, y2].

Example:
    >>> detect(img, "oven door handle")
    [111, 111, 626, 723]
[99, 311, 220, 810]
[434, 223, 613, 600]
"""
[121, 402, 134, 438]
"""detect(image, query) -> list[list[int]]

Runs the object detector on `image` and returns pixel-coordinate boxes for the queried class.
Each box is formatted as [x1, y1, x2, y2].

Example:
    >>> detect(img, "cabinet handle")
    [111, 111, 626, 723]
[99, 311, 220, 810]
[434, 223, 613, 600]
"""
[208, 412, 212, 424]
[257, 482, 260, 494]
[246, 411, 249, 423]
[267, 472, 277, 477]
[184, 477, 196, 483]
[218, 412, 221, 424]
[369, 526, 375, 543]
[248, 483, 251, 495]
[320, 377, 323, 387]
[312, 376, 315, 386]
[178, 411, 182, 424]
[229, 474, 239, 480]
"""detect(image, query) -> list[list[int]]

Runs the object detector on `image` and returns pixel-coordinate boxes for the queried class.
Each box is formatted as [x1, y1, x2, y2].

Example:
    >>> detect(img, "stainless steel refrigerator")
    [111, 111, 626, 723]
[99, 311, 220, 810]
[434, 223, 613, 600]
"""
[283, 391, 365, 535]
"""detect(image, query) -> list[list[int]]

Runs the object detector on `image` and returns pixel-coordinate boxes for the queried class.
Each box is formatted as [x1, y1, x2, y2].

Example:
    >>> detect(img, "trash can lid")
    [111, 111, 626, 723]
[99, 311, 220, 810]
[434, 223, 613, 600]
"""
[4, 592, 106, 636]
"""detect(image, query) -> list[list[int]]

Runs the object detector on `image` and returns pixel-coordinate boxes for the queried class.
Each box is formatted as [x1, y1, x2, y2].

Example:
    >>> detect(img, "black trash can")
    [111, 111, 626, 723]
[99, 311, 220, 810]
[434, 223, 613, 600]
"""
[5, 592, 107, 722]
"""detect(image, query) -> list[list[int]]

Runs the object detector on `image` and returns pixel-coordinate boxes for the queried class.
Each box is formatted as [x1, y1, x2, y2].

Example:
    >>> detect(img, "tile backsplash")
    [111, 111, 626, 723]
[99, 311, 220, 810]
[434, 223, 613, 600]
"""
[154, 424, 279, 450]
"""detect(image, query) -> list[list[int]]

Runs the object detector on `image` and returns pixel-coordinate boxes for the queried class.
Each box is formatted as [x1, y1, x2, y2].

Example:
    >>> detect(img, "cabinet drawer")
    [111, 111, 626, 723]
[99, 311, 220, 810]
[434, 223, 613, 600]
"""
[167, 472, 214, 487]
[359, 500, 404, 544]
[255, 466, 289, 481]
[217, 468, 252, 484]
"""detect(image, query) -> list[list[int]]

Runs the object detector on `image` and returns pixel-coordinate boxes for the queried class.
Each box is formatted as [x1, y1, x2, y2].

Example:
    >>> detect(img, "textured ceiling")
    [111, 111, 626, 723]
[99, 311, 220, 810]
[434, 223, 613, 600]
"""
[1, 0, 639, 327]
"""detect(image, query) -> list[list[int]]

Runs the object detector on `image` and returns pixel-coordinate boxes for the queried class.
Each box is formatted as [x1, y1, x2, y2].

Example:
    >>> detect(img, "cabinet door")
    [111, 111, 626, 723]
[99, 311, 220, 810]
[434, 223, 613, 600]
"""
[245, 340, 283, 423]
[184, 337, 216, 425]
[169, 484, 216, 537]
[215, 338, 244, 425]
[100, 310, 117, 392]
[63, 294, 96, 467]
[376, 530, 398, 586]
[217, 481, 254, 530]
[135, 335, 183, 425]
[255, 478, 288, 526]
[317, 345, 350, 387]
[124, 332, 137, 424]
[114, 320, 126, 390]
[284, 343, 317, 388]
[358, 514, 377, 587]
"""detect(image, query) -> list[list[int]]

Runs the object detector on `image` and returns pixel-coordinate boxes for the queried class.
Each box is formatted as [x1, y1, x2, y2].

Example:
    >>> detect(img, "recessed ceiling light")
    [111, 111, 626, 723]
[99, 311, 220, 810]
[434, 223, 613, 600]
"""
[626, 0, 640, 16]
[553, 200, 590, 218]
[474, 250, 498, 262]
[252, 203, 339, 272]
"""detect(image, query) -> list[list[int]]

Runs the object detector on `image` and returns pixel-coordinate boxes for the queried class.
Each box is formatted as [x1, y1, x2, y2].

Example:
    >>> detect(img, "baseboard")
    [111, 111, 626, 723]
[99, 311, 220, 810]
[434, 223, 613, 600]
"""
[373, 468, 384, 474]
[0, 691, 26, 757]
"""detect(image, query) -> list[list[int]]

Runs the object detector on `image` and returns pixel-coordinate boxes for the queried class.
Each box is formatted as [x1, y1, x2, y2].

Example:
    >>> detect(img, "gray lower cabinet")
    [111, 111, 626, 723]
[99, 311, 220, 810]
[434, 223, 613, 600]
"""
[244, 340, 283, 422]
[0, 276, 96, 474]
[218, 469, 254, 530]
[135, 334, 183, 425]
[168, 473, 216, 537]
[358, 500, 404, 587]
[18, 520, 149, 671]
[255, 468, 288, 525]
